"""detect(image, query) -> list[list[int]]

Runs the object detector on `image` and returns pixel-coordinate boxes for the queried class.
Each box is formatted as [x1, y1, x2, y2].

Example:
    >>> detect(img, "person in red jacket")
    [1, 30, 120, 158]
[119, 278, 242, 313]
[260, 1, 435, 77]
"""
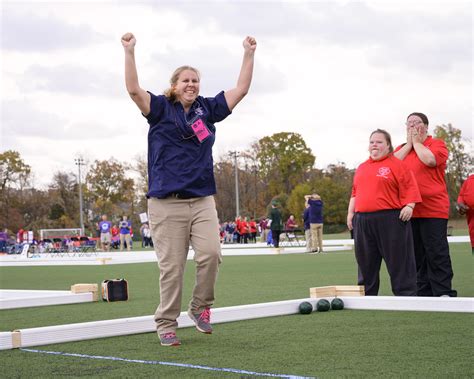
[249, 217, 257, 243]
[285, 215, 298, 231]
[457, 174, 474, 252]
[348, 129, 421, 296]
[238, 217, 250, 244]
[394, 112, 457, 297]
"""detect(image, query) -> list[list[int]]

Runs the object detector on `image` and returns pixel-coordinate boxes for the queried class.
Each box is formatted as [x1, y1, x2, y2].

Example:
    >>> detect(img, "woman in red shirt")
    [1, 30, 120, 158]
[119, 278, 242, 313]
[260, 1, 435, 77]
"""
[394, 112, 457, 297]
[285, 215, 298, 231]
[249, 218, 257, 243]
[348, 129, 421, 296]
[457, 174, 474, 252]
[238, 217, 249, 244]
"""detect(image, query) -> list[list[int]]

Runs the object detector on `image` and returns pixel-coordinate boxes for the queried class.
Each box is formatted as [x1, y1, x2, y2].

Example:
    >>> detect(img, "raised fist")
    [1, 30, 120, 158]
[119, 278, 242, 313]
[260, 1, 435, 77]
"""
[243, 36, 257, 52]
[121, 32, 136, 49]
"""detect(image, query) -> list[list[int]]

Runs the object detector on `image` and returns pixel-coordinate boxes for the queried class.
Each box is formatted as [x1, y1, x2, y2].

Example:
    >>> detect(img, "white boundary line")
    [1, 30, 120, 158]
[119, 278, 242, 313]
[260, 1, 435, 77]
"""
[20, 348, 314, 379]
[1, 296, 472, 350]
[0, 290, 94, 310]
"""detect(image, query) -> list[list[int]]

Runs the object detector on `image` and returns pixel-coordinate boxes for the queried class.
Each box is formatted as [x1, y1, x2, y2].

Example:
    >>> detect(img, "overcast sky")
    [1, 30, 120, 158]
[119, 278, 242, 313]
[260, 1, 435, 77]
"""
[1, 0, 472, 188]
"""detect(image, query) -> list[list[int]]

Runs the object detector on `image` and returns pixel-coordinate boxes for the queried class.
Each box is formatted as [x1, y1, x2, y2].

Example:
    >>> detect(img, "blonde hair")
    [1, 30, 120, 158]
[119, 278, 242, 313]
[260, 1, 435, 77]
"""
[163, 65, 201, 103]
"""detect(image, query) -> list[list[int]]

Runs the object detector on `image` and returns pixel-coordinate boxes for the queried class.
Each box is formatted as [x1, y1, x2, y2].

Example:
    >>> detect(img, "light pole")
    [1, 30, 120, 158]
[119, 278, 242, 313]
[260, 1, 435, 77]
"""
[229, 151, 240, 219]
[75, 158, 85, 235]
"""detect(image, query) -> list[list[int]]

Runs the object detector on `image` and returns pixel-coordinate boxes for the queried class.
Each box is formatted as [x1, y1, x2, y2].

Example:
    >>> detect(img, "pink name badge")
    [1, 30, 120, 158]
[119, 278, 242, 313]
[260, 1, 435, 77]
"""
[191, 119, 211, 143]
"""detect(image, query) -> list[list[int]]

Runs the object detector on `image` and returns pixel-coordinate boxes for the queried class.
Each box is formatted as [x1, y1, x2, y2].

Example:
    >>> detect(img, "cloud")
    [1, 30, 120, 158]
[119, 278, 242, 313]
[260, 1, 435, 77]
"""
[153, 1, 471, 75]
[1, 6, 105, 52]
[2, 100, 118, 140]
[19, 64, 123, 97]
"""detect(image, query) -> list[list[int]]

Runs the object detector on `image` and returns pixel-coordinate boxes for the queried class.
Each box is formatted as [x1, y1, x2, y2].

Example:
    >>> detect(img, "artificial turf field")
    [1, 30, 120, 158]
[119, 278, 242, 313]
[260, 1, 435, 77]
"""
[0, 242, 472, 378]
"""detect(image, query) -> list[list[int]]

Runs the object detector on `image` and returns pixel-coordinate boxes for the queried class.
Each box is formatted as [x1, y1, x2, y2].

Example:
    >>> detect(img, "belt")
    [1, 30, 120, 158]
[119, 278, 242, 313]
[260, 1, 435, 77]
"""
[166, 192, 192, 199]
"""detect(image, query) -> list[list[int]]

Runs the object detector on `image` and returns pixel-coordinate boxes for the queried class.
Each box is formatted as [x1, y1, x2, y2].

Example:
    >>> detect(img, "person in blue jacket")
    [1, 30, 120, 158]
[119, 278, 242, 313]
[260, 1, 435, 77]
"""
[305, 194, 324, 253]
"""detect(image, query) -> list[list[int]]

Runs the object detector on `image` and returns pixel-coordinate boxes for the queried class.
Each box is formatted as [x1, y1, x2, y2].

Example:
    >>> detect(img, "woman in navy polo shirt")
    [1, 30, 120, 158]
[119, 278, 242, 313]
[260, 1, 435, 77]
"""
[347, 129, 421, 296]
[121, 32, 256, 346]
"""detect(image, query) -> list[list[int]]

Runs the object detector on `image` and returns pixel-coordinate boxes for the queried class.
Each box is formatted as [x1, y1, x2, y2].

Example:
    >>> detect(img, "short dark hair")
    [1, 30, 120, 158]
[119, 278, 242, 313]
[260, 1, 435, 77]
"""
[370, 129, 393, 153]
[407, 112, 429, 125]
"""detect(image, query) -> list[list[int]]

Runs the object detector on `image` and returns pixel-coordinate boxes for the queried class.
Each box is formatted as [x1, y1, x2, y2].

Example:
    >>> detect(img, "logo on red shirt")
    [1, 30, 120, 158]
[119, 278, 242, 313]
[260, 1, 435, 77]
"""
[376, 167, 391, 179]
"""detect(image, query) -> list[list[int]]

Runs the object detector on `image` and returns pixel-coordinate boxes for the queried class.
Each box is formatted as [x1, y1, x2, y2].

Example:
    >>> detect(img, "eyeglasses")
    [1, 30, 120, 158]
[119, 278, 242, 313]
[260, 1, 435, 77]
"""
[405, 120, 424, 126]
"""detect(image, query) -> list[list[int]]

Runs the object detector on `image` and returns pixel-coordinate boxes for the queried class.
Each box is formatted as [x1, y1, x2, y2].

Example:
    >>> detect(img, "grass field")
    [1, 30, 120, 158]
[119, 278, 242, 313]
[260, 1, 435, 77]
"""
[0, 241, 472, 378]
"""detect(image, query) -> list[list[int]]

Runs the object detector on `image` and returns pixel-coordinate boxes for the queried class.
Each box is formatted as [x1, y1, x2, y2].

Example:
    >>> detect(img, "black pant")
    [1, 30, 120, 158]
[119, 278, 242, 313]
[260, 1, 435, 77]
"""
[272, 229, 281, 248]
[354, 210, 417, 296]
[411, 218, 457, 297]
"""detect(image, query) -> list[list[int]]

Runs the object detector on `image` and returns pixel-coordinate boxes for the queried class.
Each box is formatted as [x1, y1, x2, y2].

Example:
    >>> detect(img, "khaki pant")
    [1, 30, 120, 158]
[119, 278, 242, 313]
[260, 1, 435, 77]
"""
[148, 196, 221, 334]
[119, 233, 131, 251]
[305, 229, 313, 252]
[310, 223, 323, 252]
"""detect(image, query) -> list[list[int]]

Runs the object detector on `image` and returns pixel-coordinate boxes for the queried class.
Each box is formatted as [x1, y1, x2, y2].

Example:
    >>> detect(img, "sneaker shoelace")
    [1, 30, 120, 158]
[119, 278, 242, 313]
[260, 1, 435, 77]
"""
[199, 308, 211, 323]
[162, 332, 176, 339]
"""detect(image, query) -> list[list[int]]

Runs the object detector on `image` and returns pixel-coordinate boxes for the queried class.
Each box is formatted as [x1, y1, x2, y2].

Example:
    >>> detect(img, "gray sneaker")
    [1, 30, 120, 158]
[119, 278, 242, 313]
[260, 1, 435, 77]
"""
[188, 308, 213, 334]
[159, 331, 181, 346]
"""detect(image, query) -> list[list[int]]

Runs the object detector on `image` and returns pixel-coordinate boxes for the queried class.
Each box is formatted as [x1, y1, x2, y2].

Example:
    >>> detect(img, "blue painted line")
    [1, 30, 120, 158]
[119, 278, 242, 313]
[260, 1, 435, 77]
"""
[21, 348, 314, 378]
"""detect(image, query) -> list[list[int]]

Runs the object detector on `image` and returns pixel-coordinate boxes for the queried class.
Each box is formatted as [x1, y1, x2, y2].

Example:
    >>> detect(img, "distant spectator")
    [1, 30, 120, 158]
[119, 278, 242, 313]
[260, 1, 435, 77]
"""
[457, 174, 474, 253]
[140, 223, 147, 247]
[305, 194, 324, 253]
[111, 224, 119, 237]
[285, 214, 298, 231]
[238, 216, 249, 244]
[17, 228, 24, 243]
[0, 229, 8, 253]
[224, 221, 235, 244]
[235, 216, 242, 243]
[111, 224, 119, 249]
[249, 217, 257, 243]
[268, 200, 283, 250]
[119, 215, 132, 251]
[99, 214, 112, 251]
[259, 217, 269, 243]
[303, 205, 312, 253]
[95, 221, 101, 238]
[140, 222, 153, 248]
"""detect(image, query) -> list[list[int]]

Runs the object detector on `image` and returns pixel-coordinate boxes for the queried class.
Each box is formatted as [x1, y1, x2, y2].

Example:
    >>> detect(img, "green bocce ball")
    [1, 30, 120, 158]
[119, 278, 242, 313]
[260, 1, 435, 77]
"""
[298, 301, 313, 314]
[316, 299, 331, 312]
[331, 297, 344, 310]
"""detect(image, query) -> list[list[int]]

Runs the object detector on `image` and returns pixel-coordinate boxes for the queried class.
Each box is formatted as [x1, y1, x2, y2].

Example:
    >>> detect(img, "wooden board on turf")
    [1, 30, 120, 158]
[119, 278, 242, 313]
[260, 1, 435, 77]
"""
[310, 285, 365, 298]
[309, 286, 336, 298]
[71, 283, 98, 294]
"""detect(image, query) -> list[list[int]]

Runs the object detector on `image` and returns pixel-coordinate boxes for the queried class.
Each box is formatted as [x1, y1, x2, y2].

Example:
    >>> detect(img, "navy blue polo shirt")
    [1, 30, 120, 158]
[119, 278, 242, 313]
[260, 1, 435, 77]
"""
[308, 199, 324, 223]
[144, 91, 231, 198]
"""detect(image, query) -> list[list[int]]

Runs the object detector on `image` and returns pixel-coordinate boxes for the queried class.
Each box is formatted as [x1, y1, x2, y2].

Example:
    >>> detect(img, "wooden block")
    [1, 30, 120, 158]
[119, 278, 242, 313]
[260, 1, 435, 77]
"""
[335, 285, 365, 296]
[310, 286, 336, 298]
[91, 290, 99, 302]
[12, 330, 21, 348]
[71, 283, 98, 294]
[335, 285, 364, 292]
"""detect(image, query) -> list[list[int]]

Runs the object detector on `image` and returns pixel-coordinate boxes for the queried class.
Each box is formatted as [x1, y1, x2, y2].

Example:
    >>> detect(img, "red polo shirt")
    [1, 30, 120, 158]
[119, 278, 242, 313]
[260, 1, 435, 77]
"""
[458, 174, 474, 247]
[352, 154, 421, 213]
[395, 136, 449, 218]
